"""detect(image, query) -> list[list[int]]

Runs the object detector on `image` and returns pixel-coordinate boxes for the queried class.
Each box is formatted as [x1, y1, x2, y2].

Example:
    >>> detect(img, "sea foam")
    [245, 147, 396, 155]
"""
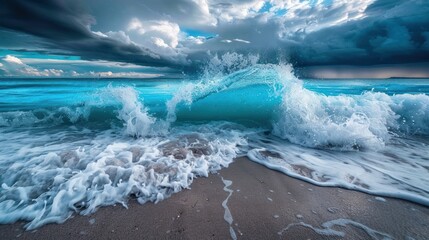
[1, 55, 429, 230]
[0, 86, 247, 229]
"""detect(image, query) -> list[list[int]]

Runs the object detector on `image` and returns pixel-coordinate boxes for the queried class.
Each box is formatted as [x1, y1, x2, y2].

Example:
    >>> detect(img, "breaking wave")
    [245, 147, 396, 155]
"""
[1, 53, 429, 229]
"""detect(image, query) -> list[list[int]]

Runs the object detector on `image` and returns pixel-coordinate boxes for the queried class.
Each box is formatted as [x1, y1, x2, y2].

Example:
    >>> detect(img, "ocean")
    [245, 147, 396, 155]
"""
[0, 64, 428, 229]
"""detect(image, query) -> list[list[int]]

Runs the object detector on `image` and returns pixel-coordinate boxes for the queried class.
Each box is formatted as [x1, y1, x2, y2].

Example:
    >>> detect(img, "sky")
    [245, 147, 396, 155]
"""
[0, 0, 428, 78]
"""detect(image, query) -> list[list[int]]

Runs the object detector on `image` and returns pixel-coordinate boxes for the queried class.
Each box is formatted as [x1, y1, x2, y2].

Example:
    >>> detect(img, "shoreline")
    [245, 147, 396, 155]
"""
[1, 157, 428, 239]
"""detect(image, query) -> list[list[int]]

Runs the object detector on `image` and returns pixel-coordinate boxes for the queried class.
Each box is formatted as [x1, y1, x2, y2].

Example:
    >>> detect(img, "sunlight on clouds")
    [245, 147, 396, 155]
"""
[276, 0, 375, 35]
[4, 55, 24, 65]
[0, 55, 167, 78]
[127, 18, 180, 48]
[1, 0, 428, 77]
[210, 0, 266, 22]
[72, 71, 162, 78]
[2, 55, 64, 77]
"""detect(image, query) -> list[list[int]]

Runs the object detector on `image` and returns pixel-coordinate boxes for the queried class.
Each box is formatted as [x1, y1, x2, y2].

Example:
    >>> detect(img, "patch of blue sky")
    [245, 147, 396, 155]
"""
[307, 0, 333, 7]
[258, 2, 286, 16]
[323, 0, 333, 7]
[0, 49, 81, 60]
[275, 9, 287, 16]
[182, 29, 215, 38]
[258, 1, 273, 13]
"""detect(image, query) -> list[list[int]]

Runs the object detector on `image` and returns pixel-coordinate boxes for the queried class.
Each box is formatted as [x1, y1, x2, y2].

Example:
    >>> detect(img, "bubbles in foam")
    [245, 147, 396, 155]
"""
[390, 93, 429, 135]
[247, 132, 429, 206]
[271, 66, 397, 150]
[1, 58, 429, 231]
[270, 65, 429, 151]
[163, 62, 429, 207]
[0, 122, 246, 229]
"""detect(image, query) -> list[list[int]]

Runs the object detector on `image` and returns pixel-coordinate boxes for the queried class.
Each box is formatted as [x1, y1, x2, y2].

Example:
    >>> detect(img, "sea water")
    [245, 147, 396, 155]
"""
[0, 61, 428, 229]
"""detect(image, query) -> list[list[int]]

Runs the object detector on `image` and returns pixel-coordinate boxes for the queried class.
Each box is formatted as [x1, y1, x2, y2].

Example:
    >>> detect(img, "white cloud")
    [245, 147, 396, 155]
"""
[4, 55, 24, 65]
[92, 31, 108, 38]
[128, 18, 180, 48]
[19, 67, 64, 77]
[3, 0, 426, 71]
[220, 39, 251, 44]
[1, 56, 177, 78]
[185, 36, 206, 45]
[1, 55, 65, 77]
[210, 0, 265, 22]
[234, 38, 251, 44]
[76, 71, 163, 78]
[93, 30, 134, 44]
[0, 55, 169, 78]
[274, 0, 375, 36]
[124, 18, 187, 59]
[85, 0, 379, 65]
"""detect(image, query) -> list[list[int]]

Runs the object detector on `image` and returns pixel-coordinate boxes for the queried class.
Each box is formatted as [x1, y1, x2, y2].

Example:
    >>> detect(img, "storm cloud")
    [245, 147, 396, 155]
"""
[0, 0, 188, 68]
[0, 0, 428, 76]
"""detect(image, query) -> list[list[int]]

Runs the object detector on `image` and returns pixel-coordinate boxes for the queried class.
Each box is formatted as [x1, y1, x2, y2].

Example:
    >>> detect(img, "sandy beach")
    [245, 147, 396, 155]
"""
[1, 157, 428, 240]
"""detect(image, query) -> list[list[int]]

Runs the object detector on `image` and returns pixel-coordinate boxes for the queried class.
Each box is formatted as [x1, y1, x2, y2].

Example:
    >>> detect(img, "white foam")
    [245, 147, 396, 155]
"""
[221, 177, 237, 240]
[0, 122, 246, 229]
[270, 65, 429, 151]
[273, 67, 396, 151]
[104, 86, 156, 138]
[1, 62, 429, 230]
[247, 135, 429, 206]
[278, 218, 393, 239]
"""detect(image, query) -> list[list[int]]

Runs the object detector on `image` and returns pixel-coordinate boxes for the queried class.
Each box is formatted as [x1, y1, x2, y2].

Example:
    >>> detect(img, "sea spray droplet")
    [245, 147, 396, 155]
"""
[106, 86, 156, 138]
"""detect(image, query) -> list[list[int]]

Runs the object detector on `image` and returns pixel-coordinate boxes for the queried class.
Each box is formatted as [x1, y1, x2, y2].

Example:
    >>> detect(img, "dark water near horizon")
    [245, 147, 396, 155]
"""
[1, 64, 428, 229]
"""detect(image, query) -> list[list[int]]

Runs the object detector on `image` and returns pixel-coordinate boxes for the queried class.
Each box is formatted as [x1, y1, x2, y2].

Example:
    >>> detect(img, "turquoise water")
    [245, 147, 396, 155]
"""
[0, 64, 428, 229]
[3, 78, 427, 125]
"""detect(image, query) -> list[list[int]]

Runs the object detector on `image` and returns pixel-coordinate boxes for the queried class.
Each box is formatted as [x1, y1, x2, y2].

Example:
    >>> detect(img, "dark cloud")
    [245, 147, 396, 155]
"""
[0, 0, 186, 68]
[0, 0, 428, 73]
[87, 0, 216, 31]
[287, 2, 429, 66]
[0, 0, 95, 40]
[366, 0, 403, 13]
[182, 0, 429, 69]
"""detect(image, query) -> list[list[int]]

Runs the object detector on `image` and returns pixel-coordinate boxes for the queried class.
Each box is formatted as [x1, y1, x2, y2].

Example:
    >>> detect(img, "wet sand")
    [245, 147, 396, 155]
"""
[1, 157, 428, 239]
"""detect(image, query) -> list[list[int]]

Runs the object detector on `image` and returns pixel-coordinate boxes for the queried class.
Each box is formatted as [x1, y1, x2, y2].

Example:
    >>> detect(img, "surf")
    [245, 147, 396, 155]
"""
[0, 54, 428, 229]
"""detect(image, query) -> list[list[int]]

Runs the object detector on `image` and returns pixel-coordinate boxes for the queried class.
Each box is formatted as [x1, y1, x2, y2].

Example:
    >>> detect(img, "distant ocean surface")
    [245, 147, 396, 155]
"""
[1, 63, 428, 229]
